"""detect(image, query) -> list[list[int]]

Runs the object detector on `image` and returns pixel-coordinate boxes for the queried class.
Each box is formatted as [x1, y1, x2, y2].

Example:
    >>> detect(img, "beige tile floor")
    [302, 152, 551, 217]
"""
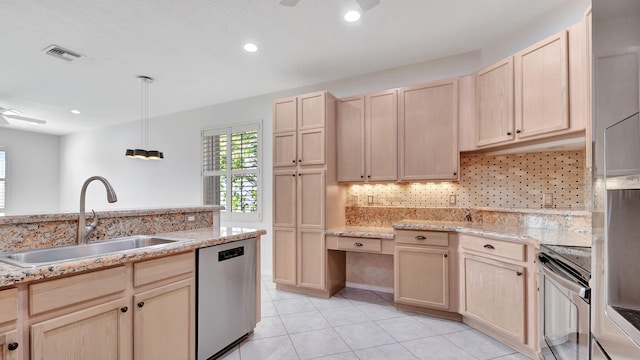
[218, 276, 531, 360]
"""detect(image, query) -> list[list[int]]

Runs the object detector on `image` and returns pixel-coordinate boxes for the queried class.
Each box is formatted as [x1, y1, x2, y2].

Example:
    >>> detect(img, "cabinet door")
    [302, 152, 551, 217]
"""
[31, 298, 131, 360]
[273, 169, 297, 228]
[367, 89, 398, 181]
[399, 79, 458, 181]
[273, 96, 297, 133]
[0, 330, 18, 360]
[298, 229, 326, 290]
[337, 96, 365, 182]
[463, 256, 526, 342]
[273, 132, 297, 167]
[515, 30, 569, 139]
[134, 279, 195, 360]
[273, 227, 297, 286]
[297, 170, 325, 228]
[298, 91, 326, 130]
[475, 57, 514, 146]
[298, 128, 325, 166]
[394, 246, 449, 310]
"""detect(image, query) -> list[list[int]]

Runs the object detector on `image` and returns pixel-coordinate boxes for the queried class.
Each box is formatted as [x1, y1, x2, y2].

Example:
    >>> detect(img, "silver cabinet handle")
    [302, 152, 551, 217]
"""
[483, 244, 495, 250]
[415, 235, 426, 240]
[354, 242, 363, 247]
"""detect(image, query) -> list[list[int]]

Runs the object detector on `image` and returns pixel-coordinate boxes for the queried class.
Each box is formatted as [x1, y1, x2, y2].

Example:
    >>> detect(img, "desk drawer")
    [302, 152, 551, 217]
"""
[337, 237, 381, 252]
[460, 235, 525, 262]
[395, 230, 448, 246]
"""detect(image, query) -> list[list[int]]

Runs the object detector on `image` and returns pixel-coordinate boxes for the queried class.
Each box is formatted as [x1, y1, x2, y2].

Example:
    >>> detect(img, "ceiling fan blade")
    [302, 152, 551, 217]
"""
[279, 0, 300, 7]
[4, 114, 46, 125]
[0, 116, 10, 126]
[356, 0, 380, 11]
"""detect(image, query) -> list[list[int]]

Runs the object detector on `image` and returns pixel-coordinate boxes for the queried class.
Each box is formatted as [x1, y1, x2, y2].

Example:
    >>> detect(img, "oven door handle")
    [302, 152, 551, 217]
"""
[539, 260, 590, 301]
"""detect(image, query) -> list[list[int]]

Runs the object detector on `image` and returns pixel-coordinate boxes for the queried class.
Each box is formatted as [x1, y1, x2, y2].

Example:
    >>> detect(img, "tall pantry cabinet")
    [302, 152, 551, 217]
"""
[272, 91, 345, 296]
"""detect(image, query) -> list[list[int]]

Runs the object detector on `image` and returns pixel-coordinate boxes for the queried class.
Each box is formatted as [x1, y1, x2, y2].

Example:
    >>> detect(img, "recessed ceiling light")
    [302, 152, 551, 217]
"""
[243, 43, 258, 52]
[70, 109, 81, 114]
[344, 10, 361, 22]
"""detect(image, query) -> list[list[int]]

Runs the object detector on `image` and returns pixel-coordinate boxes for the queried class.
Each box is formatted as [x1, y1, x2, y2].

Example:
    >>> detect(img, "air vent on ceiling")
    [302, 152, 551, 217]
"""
[43, 45, 85, 62]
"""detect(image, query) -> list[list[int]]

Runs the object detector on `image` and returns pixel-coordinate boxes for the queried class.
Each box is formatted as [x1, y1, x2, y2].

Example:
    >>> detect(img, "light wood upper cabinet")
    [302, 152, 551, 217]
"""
[337, 96, 365, 182]
[367, 90, 398, 181]
[515, 30, 569, 139]
[298, 128, 325, 166]
[273, 97, 297, 133]
[463, 255, 526, 343]
[0, 330, 18, 360]
[395, 245, 449, 310]
[475, 57, 515, 147]
[134, 279, 194, 360]
[337, 90, 397, 182]
[399, 79, 459, 181]
[273, 132, 296, 167]
[298, 92, 326, 130]
[31, 298, 131, 360]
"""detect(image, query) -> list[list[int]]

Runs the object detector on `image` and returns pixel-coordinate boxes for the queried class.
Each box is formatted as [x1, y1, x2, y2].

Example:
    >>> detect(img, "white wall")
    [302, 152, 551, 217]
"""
[58, 1, 590, 276]
[0, 128, 60, 215]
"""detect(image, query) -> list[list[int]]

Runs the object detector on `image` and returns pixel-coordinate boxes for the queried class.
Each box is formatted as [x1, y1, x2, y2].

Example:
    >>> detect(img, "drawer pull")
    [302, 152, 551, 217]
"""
[444, 253, 448, 258]
[120, 306, 128, 313]
[7, 342, 18, 351]
[354, 242, 363, 247]
[415, 235, 426, 241]
[483, 244, 495, 250]
[516, 271, 523, 276]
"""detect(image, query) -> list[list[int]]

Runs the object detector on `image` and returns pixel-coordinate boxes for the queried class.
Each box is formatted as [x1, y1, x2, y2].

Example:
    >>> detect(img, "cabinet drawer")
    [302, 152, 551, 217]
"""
[30, 266, 126, 316]
[460, 235, 525, 262]
[0, 288, 17, 323]
[337, 237, 381, 252]
[395, 230, 448, 246]
[134, 252, 194, 287]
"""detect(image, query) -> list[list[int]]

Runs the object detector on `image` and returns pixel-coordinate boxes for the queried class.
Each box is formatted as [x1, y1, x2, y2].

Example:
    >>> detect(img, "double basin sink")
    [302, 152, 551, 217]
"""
[0, 236, 183, 268]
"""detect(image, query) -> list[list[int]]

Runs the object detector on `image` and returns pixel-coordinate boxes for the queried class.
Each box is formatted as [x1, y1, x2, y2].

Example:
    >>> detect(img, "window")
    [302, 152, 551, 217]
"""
[0, 149, 5, 211]
[202, 123, 261, 221]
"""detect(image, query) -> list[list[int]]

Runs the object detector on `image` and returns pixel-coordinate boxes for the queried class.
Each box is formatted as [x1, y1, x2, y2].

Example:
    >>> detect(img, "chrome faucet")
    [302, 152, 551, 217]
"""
[77, 176, 118, 245]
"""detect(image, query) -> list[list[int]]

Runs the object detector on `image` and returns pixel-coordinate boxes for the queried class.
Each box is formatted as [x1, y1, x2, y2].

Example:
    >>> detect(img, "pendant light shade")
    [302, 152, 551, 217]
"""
[126, 76, 164, 160]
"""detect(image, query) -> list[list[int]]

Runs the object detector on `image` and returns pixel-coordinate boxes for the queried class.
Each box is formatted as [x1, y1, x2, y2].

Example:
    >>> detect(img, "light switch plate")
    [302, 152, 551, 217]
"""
[449, 195, 457, 206]
[367, 195, 374, 205]
[543, 193, 553, 207]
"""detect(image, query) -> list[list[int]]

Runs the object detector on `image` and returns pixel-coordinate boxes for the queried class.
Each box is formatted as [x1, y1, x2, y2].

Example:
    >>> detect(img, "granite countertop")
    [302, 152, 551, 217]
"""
[325, 226, 395, 239]
[328, 220, 591, 248]
[0, 226, 265, 287]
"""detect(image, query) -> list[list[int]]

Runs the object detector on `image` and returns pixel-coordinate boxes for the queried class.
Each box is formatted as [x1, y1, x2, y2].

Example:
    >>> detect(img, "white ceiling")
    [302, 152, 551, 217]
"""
[1, 0, 575, 135]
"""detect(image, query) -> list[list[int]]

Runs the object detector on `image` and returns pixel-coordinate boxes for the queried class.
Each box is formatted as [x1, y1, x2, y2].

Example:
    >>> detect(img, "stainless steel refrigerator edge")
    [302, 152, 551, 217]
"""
[592, 0, 640, 358]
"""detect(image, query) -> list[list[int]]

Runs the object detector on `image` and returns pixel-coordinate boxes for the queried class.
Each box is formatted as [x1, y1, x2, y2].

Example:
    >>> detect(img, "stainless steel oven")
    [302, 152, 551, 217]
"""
[538, 245, 591, 360]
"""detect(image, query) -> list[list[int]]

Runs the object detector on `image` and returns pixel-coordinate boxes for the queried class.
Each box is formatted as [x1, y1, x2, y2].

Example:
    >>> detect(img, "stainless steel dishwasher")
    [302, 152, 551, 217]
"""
[197, 237, 256, 360]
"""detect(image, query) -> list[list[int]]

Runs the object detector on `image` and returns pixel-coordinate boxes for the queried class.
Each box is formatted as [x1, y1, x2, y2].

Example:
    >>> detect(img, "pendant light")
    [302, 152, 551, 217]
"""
[125, 75, 164, 160]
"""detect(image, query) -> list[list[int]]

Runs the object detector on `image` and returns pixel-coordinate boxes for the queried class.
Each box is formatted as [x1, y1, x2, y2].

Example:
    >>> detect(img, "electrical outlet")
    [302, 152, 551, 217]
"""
[543, 193, 553, 208]
[449, 195, 457, 206]
[367, 195, 374, 205]
[185, 215, 196, 222]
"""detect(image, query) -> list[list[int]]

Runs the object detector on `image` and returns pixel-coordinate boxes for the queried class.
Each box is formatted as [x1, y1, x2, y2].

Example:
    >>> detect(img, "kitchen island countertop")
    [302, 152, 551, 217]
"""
[0, 226, 265, 287]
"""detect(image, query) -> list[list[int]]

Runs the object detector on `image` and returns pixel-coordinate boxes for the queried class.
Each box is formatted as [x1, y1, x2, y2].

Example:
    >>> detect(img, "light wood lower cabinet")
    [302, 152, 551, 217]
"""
[395, 246, 449, 310]
[0, 330, 19, 360]
[31, 298, 130, 360]
[25, 252, 196, 360]
[133, 279, 194, 360]
[463, 255, 526, 343]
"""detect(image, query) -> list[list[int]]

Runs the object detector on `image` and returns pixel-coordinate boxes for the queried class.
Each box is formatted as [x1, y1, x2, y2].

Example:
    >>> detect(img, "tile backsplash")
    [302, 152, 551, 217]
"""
[346, 150, 589, 210]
